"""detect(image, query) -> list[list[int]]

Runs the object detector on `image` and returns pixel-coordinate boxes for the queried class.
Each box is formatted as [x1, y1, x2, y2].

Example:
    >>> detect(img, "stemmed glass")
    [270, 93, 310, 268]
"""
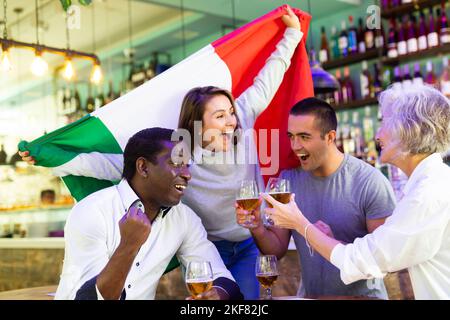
[255, 255, 279, 300]
[264, 177, 291, 225]
[236, 180, 260, 228]
[185, 260, 214, 299]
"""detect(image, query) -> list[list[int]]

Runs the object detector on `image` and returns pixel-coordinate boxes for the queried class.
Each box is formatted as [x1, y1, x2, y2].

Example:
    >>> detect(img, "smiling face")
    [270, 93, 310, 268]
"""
[287, 114, 334, 174]
[145, 141, 192, 207]
[201, 94, 237, 152]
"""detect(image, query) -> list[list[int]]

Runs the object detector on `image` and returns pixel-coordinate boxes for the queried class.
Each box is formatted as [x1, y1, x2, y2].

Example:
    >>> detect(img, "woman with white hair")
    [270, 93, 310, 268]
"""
[262, 84, 450, 299]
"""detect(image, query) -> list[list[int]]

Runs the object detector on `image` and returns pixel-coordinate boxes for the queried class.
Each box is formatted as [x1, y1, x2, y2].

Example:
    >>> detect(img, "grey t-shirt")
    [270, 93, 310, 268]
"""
[280, 154, 396, 298]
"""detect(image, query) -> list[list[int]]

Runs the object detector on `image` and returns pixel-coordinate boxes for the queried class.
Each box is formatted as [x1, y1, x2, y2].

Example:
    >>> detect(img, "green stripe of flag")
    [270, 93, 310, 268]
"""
[18, 115, 122, 168]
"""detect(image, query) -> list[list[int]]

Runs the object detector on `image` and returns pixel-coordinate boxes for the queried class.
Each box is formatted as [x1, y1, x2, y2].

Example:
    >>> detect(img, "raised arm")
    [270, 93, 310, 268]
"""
[235, 6, 303, 126]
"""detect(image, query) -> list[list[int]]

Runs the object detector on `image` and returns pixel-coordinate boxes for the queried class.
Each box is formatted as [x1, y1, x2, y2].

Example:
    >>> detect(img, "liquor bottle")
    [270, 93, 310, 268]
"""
[352, 111, 366, 160]
[440, 56, 450, 98]
[0, 144, 7, 165]
[412, 63, 424, 87]
[63, 86, 71, 112]
[343, 67, 355, 102]
[94, 88, 105, 109]
[373, 62, 383, 96]
[375, 21, 385, 50]
[339, 20, 349, 57]
[393, 66, 403, 91]
[387, 18, 398, 58]
[406, 14, 418, 54]
[319, 26, 329, 63]
[331, 26, 341, 59]
[363, 106, 375, 145]
[86, 85, 95, 113]
[146, 59, 156, 80]
[360, 60, 373, 99]
[402, 64, 413, 90]
[428, 7, 439, 48]
[348, 16, 358, 54]
[357, 18, 366, 54]
[425, 61, 439, 90]
[334, 69, 343, 104]
[439, 3, 450, 45]
[105, 80, 117, 104]
[397, 17, 408, 56]
[131, 64, 146, 87]
[364, 16, 375, 50]
[381, 0, 390, 9]
[417, 11, 428, 51]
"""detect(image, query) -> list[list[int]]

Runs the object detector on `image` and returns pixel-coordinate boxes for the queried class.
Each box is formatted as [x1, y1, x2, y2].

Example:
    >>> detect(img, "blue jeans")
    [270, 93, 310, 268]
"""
[213, 237, 260, 300]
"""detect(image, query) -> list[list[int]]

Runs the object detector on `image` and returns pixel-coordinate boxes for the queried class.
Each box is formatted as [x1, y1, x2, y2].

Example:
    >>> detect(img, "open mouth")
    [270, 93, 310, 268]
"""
[174, 184, 187, 192]
[297, 152, 310, 161]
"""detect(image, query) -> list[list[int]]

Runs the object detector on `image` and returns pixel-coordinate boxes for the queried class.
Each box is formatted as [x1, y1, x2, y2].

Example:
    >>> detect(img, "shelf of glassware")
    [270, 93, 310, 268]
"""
[381, 0, 444, 19]
[382, 43, 450, 66]
[331, 97, 379, 111]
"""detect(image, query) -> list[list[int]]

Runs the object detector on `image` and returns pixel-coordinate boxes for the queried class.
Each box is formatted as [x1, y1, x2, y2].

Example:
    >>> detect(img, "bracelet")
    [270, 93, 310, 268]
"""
[304, 223, 314, 257]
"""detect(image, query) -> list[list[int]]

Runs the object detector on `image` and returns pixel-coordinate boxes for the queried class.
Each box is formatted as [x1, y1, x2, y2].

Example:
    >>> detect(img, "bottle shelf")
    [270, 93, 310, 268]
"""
[331, 97, 379, 111]
[322, 49, 381, 70]
[382, 43, 450, 66]
[381, 0, 443, 19]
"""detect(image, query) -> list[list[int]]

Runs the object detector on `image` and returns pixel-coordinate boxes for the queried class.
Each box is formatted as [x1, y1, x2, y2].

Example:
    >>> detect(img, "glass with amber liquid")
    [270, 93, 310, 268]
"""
[264, 178, 291, 225]
[256, 255, 279, 300]
[236, 180, 260, 228]
[185, 261, 214, 299]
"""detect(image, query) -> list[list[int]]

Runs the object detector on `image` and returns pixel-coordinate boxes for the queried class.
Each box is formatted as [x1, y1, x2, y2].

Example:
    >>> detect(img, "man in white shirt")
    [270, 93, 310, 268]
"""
[55, 127, 243, 300]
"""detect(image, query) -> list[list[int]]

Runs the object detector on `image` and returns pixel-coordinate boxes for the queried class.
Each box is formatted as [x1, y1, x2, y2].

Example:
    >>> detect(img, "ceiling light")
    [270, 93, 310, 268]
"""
[30, 51, 48, 76]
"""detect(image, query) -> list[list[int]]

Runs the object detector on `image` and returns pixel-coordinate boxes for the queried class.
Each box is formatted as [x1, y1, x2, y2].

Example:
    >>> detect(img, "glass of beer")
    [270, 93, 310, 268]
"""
[185, 260, 214, 299]
[255, 255, 279, 300]
[264, 177, 291, 225]
[236, 180, 260, 228]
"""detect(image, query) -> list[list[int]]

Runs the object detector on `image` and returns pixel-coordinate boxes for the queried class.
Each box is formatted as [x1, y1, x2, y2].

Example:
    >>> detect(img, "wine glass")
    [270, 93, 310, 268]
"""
[264, 177, 291, 225]
[236, 180, 260, 228]
[255, 255, 279, 300]
[185, 260, 214, 299]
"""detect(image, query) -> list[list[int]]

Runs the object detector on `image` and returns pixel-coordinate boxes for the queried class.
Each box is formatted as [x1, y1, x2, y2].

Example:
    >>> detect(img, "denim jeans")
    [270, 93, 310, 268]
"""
[213, 237, 260, 300]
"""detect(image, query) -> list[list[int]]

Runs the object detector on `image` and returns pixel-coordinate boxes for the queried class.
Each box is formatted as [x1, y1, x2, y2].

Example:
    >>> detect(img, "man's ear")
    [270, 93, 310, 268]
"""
[136, 157, 149, 178]
[327, 130, 337, 145]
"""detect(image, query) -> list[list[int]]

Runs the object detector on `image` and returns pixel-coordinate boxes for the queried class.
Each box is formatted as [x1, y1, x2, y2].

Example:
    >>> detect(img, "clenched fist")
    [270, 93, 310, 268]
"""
[119, 205, 151, 252]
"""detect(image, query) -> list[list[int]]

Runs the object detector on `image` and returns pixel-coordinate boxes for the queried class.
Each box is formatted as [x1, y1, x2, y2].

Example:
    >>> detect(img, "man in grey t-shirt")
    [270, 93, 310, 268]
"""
[237, 98, 396, 299]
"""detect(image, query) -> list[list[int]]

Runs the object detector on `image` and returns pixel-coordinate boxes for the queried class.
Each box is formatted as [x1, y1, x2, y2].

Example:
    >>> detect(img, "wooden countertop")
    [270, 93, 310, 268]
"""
[0, 285, 57, 300]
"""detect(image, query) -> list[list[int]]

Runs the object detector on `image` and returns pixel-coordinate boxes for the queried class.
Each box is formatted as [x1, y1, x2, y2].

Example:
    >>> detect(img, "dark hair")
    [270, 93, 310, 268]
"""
[289, 97, 337, 138]
[122, 127, 174, 181]
[177, 86, 241, 153]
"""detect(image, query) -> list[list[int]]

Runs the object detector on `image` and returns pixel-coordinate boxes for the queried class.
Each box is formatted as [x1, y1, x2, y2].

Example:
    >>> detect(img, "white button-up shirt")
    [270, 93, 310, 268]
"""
[331, 153, 450, 299]
[55, 179, 234, 300]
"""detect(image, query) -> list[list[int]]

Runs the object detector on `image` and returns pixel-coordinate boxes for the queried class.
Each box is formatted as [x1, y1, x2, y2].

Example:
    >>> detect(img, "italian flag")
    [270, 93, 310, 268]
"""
[19, 5, 313, 203]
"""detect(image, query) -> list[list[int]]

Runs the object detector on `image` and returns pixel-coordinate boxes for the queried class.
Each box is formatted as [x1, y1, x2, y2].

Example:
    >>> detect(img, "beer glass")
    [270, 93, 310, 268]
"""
[264, 177, 291, 225]
[236, 180, 260, 228]
[255, 255, 279, 300]
[185, 260, 214, 299]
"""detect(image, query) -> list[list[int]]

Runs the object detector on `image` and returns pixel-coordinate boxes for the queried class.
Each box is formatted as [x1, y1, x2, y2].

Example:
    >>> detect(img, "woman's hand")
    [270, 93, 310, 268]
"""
[262, 193, 306, 231]
[281, 5, 301, 31]
[18, 150, 36, 165]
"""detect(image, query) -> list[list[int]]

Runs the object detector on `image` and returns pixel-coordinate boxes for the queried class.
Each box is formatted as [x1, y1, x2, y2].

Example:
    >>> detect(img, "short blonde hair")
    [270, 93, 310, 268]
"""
[378, 84, 450, 155]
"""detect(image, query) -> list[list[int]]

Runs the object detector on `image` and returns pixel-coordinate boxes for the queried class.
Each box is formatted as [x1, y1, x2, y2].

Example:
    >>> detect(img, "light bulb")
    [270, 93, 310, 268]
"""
[90, 64, 103, 84]
[63, 58, 75, 80]
[31, 53, 48, 76]
[1, 49, 12, 72]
